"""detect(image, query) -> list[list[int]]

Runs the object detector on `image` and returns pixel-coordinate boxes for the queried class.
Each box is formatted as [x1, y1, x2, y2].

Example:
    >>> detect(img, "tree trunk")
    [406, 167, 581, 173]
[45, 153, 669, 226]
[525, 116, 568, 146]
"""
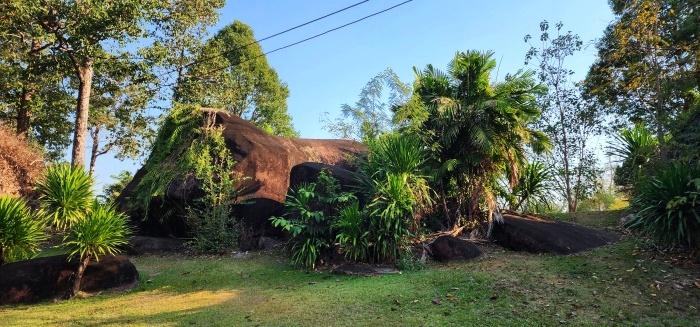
[16, 88, 34, 137]
[71, 255, 92, 297]
[71, 59, 94, 167]
[88, 126, 100, 176]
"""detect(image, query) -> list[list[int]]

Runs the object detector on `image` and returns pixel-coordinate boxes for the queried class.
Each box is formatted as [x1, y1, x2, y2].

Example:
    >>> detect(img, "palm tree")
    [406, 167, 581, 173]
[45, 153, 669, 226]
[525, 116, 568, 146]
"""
[607, 123, 658, 190]
[35, 163, 93, 230]
[63, 200, 132, 296]
[398, 50, 549, 233]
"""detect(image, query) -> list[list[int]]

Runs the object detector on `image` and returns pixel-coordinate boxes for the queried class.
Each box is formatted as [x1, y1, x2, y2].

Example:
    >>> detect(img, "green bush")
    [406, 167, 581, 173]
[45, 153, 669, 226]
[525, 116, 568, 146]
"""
[0, 196, 46, 265]
[627, 162, 700, 248]
[333, 202, 369, 262]
[35, 163, 93, 230]
[271, 169, 355, 268]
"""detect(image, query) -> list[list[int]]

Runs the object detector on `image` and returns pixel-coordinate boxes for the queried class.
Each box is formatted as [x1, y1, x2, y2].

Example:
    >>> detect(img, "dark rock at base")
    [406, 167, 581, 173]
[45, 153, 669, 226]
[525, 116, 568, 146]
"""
[491, 213, 620, 255]
[429, 236, 485, 262]
[125, 236, 184, 255]
[0, 255, 138, 305]
[332, 264, 400, 276]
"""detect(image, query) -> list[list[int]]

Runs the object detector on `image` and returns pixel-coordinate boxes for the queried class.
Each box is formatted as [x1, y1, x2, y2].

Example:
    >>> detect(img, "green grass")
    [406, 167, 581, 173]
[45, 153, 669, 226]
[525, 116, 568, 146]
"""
[1, 211, 698, 326]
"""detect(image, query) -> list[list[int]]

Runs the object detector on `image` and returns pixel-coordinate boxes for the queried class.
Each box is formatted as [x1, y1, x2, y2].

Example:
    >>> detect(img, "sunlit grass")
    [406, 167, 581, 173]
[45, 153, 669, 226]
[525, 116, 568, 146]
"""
[2, 211, 698, 326]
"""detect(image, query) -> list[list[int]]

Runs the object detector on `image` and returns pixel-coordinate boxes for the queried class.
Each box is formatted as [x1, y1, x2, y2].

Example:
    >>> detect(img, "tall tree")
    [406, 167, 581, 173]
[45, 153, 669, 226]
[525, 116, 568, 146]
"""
[177, 21, 298, 138]
[585, 0, 700, 161]
[1, 0, 160, 166]
[140, 0, 224, 105]
[87, 58, 156, 175]
[397, 51, 549, 233]
[525, 21, 603, 212]
[323, 69, 411, 141]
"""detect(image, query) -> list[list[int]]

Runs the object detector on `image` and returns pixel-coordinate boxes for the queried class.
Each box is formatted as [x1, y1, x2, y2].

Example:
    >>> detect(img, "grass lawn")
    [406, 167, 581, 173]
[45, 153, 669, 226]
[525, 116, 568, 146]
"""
[1, 210, 698, 326]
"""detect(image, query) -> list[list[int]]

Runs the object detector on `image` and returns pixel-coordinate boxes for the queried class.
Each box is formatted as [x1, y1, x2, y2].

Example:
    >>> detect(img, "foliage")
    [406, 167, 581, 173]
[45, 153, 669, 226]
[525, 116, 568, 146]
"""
[585, 0, 700, 160]
[525, 21, 604, 212]
[608, 123, 659, 189]
[0, 195, 46, 265]
[63, 200, 132, 262]
[333, 202, 370, 262]
[177, 21, 298, 138]
[271, 169, 355, 268]
[627, 162, 700, 248]
[184, 124, 247, 253]
[100, 170, 134, 204]
[63, 200, 132, 295]
[129, 103, 202, 217]
[35, 163, 93, 230]
[509, 161, 554, 213]
[323, 68, 411, 141]
[396, 50, 548, 231]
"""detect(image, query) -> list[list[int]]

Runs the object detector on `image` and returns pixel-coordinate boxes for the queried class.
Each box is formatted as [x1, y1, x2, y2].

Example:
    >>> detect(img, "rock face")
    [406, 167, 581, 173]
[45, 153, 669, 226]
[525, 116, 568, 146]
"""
[125, 236, 184, 255]
[429, 236, 485, 262]
[491, 213, 620, 255]
[0, 255, 138, 305]
[117, 110, 366, 237]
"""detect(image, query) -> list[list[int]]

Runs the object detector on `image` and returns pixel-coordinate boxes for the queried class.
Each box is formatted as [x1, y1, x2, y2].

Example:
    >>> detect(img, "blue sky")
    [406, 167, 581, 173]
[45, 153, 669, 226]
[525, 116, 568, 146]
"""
[91, 0, 614, 190]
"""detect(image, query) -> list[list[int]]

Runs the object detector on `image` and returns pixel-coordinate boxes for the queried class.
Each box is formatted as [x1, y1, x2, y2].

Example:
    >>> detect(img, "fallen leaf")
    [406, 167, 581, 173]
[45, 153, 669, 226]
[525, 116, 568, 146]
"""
[432, 298, 441, 305]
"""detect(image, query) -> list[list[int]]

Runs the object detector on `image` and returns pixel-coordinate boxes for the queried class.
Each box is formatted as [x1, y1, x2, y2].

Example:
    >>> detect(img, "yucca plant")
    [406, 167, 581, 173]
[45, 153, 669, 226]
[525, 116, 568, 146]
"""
[35, 163, 93, 230]
[627, 163, 700, 248]
[608, 123, 658, 189]
[63, 200, 132, 296]
[0, 196, 47, 265]
[511, 161, 554, 213]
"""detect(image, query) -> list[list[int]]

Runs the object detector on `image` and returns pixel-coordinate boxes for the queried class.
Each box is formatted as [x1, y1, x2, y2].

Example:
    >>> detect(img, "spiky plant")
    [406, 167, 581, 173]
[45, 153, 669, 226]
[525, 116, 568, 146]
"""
[35, 163, 93, 230]
[0, 196, 46, 265]
[63, 200, 132, 296]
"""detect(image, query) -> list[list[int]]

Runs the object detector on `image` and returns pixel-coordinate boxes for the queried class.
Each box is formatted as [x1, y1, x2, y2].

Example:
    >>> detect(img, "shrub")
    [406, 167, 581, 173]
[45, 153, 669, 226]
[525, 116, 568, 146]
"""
[333, 202, 369, 261]
[35, 163, 93, 230]
[0, 195, 46, 265]
[184, 125, 247, 253]
[64, 200, 132, 295]
[271, 169, 355, 268]
[627, 162, 700, 248]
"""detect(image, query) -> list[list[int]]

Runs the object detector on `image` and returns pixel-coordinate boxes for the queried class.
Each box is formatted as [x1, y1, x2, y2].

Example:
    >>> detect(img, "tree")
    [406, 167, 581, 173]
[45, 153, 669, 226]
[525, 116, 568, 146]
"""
[87, 59, 156, 175]
[323, 69, 411, 141]
[525, 21, 604, 212]
[139, 0, 225, 105]
[177, 21, 298, 137]
[63, 200, 131, 296]
[0, 7, 74, 159]
[1, 0, 161, 166]
[585, 0, 700, 161]
[397, 51, 549, 233]
[101, 171, 134, 204]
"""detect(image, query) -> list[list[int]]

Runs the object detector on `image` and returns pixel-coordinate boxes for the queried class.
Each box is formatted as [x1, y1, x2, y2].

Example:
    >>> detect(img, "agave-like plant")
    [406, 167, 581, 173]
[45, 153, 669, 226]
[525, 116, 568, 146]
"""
[63, 200, 132, 296]
[627, 163, 700, 248]
[35, 163, 93, 230]
[511, 161, 554, 213]
[608, 123, 658, 188]
[0, 196, 47, 265]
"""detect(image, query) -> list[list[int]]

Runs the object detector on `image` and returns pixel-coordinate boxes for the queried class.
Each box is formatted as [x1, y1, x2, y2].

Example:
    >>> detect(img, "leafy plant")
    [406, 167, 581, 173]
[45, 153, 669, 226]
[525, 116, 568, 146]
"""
[333, 202, 369, 262]
[367, 172, 414, 262]
[608, 123, 658, 190]
[0, 195, 46, 265]
[35, 163, 93, 230]
[271, 169, 354, 268]
[184, 125, 247, 253]
[627, 163, 700, 248]
[510, 161, 554, 213]
[63, 200, 132, 296]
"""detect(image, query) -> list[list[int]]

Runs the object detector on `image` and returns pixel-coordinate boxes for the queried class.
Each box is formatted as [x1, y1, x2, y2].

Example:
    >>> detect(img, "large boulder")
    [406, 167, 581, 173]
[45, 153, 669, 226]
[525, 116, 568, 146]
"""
[429, 236, 485, 262]
[0, 255, 138, 305]
[117, 110, 366, 237]
[491, 213, 620, 255]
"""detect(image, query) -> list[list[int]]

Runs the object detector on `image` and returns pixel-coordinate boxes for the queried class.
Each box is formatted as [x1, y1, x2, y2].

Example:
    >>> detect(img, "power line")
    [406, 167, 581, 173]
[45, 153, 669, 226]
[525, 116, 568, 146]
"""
[193, 0, 414, 80]
[158, 0, 371, 79]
